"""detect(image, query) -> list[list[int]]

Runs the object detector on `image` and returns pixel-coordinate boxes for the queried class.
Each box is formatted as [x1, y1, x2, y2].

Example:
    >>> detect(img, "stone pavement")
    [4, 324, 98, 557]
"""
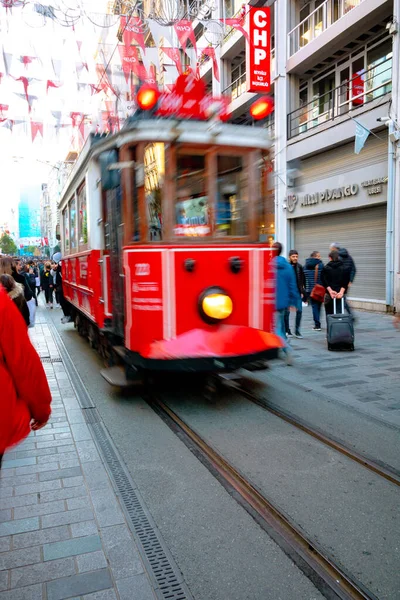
[0, 312, 157, 600]
[268, 303, 400, 427]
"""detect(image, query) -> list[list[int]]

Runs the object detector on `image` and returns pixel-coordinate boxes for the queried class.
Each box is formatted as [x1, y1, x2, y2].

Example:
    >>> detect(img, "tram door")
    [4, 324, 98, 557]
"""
[101, 151, 125, 339]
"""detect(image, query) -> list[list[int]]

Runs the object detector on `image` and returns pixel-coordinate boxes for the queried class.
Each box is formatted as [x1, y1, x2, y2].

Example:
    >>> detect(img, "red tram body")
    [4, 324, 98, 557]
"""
[59, 116, 282, 382]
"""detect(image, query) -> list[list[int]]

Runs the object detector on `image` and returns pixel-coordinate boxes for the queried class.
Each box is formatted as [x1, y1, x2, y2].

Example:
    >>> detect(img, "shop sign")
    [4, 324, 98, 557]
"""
[246, 7, 271, 94]
[286, 178, 387, 213]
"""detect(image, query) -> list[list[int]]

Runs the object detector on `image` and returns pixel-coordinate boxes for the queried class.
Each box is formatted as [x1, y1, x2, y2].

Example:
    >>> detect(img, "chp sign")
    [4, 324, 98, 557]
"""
[246, 7, 271, 94]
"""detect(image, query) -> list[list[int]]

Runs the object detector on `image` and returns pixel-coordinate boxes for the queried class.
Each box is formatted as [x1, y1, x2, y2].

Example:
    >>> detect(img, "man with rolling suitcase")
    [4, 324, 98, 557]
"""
[321, 250, 353, 350]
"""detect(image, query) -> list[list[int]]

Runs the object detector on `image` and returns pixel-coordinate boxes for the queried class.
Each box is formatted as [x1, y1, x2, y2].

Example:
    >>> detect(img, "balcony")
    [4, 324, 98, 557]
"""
[287, 57, 391, 139]
[223, 50, 276, 103]
[288, 0, 366, 57]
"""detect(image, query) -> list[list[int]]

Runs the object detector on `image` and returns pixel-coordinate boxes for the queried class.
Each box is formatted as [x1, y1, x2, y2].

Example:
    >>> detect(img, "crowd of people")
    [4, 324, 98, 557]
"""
[0, 253, 72, 329]
[273, 241, 357, 364]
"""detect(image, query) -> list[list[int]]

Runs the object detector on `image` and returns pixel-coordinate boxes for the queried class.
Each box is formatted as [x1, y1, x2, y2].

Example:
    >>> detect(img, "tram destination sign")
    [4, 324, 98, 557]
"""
[246, 7, 271, 94]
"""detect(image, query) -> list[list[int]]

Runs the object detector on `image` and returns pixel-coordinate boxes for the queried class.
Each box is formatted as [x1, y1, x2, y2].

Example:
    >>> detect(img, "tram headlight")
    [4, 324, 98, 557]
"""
[199, 287, 233, 323]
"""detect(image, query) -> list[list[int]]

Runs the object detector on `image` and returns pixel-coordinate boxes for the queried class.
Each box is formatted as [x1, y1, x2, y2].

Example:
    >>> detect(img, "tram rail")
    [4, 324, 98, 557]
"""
[148, 395, 380, 600]
[226, 378, 400, 488]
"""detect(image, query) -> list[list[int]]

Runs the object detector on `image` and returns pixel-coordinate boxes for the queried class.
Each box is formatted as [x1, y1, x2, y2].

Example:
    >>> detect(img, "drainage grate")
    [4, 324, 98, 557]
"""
[90, 420, 192, 600]
[40, 357, 63, 363]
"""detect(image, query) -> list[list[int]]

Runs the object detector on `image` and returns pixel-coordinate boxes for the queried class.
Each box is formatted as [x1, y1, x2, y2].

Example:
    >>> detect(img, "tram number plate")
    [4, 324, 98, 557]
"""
[135, 263, 150, 276]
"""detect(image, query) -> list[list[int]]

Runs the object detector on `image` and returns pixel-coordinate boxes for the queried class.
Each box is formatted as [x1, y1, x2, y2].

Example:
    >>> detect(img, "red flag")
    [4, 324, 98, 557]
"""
[174, 20, 197, 53]
[30, 121, 43, 142]
[70, 111, 83, 128]
[0, 104, 8, 116]
[200, 47, 219, 81]
[221, 18, 250, 44]
[89, 83, 102, 95]
[118, 45, 147, 83]
[120, 16, 146, 52]
[96, 64, 117, 96]
[46, 80, 62, 93]
[161, 47, 183, 75]
[15, 76, 32, 112]
[21, 56, 35, 68]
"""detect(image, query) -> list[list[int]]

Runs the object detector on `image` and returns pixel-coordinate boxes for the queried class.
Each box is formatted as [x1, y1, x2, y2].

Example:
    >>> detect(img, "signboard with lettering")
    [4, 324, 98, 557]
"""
[246, 7, 271, 94]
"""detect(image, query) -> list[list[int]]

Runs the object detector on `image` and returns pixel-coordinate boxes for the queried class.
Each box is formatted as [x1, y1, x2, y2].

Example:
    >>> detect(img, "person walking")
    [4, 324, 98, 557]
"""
[330, 243, 356, 316]
[273, 242, 298, 366]
[321, 250, 351, 321]
[284, 249, 305, 339]
[52, 256, 72, 323]
[304, 251, 324, 331]
[0, 287, 52, 468]
[11, 260, 33, 303]
[41, 261, 54, 308]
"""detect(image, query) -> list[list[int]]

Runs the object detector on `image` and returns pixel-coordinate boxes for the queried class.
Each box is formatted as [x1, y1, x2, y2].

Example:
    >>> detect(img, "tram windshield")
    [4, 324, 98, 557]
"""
[216, 156, 248, 237]
[174, 153, 210, 237]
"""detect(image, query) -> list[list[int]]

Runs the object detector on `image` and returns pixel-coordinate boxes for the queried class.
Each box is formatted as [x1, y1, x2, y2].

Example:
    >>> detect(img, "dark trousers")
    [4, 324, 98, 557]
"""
[311, 299, 322, 328]
[284, 303, 302, 334]
[0, 454, 3, 469]
[44, 288, 53, 304]
[58, 286, 71, 317]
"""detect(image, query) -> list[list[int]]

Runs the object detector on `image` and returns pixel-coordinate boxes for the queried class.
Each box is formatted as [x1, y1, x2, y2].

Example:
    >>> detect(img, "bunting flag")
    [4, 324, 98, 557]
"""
[120, 16, 146, 52]
[174, 20, 197, 54]
[14, 76, 33, 111]
[221, 18, 249, 44]
[46, 79, 63, 93]
[147, 20, 173, 47]
[21, 56, 35, 68]
[0, 103, 8, 116]
[0, 119, 14, 130]
[199, 47, 219, 81]
[30, 120, 43, 142]
[96, 64, 117, 96]
[117, 45, 147, 83]
[89, 83, 103, 95]
[161, 47, 183, 75]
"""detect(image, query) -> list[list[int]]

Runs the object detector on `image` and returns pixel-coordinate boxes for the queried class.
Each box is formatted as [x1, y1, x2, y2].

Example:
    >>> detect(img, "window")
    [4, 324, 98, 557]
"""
[230, 60, 246, 100]
[70, 197, 77, 250]
[174, 153, 210, 237]
[78, 185, 87, 245]
[366, 39, 392, 100]
[63, 208, 69, 253]
[216, 156, 248, 237]
[144, 143, 164, 241]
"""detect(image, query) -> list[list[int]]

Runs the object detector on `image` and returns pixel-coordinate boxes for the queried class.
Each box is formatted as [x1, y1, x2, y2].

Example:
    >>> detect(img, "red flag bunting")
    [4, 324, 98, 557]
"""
[46, 80, 62, 93]
[174, 20, 197, 54]
[30, 121, 43, 142]
[96, 64, 117, 96]
[161, 47, 183, 75]
[0, 104, 8, 116]
[221, 18, 250, 44]
[21, 56, 35, 68]
[117, 45, 147, 83]
[15, 76, 32, 112]
[199, 47, 219, 82]
[120, 16, 146, 52]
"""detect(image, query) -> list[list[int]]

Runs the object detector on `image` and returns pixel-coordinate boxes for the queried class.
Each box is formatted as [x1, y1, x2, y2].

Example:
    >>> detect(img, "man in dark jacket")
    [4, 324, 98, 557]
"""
[11, 260, 33, 302]
[273, 242, 298, 365]
[304, 251, 324, 331]
[284, 250, 305, 338]
[330, 243, 356, 316]
[321, 250, 351, 321]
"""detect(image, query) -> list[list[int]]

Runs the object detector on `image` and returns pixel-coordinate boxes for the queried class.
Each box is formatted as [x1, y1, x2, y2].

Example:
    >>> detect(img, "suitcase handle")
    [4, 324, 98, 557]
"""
[333, 297, 344, 314]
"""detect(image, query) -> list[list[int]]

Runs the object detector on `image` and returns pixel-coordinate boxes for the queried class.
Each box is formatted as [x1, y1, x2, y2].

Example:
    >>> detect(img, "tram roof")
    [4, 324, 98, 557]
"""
[59, 117, 272, 208]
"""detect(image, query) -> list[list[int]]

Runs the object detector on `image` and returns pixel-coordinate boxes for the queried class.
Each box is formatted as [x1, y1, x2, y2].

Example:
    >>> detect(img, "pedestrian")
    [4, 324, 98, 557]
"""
[50, 262, 60, 307]
[273, 242, 298, 366]
[11, 260, 33, 303]
[329, 243, 356, 316]
[41, 261, 54, 308]
[321, 250, 351, 322]
[52, 254, 72, 323]
[27, 266, 38, 306]
[304, 251, 324, 331]
[0, 286, 52, 468]
[35, 271, 41, 300]
[284, 249, 305, 339]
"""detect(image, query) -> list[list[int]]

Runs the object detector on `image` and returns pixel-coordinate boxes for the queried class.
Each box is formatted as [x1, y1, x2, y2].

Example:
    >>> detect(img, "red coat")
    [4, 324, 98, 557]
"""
[0, 288, 52, 454]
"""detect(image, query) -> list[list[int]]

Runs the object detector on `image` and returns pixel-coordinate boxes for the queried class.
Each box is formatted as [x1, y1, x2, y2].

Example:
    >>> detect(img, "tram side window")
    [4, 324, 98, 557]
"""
[70, 197, 77, 251]
[216, 156, 248, 236]
[63, 208, 69, 253]
[78, 185, 88, 245]
[144, 143, 164, 241]
[174, 153, 210, 237]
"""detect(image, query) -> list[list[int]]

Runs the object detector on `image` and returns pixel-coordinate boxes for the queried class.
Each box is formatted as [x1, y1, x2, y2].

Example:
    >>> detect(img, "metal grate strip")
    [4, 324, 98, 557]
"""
[40, 357, 63, 363]
[89, 421, 191, 600]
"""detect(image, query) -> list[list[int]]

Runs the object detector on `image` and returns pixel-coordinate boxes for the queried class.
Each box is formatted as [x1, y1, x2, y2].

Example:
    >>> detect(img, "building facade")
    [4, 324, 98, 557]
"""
[189, 0, 400, 311]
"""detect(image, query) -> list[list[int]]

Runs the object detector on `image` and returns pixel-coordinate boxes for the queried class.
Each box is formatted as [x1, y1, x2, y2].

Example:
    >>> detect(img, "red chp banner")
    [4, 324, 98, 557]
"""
[246, 7, 271, 94]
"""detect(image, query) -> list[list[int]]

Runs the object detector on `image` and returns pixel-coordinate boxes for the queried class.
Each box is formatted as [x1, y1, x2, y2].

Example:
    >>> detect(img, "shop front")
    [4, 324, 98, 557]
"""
[286, 137, 388, 310]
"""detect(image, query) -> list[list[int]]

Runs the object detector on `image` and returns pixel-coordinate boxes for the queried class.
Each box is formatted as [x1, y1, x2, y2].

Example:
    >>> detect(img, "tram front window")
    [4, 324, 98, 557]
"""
[216, 156, 248, 237]
[174, 153, 210, 237]
[144, 143, 164, 241]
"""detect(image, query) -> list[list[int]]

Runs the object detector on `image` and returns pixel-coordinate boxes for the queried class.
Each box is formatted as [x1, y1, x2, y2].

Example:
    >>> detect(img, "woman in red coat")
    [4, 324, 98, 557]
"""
[0, 287, 52, 467]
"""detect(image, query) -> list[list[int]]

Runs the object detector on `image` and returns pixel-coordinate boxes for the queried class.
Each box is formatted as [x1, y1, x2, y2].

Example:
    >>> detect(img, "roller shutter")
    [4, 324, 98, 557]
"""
[294, 204, 386, 301]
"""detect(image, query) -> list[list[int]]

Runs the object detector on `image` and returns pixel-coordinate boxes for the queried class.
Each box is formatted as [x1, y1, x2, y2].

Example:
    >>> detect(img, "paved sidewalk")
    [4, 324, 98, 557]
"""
[0, 312, 157, 600]
[267, 304, 400, 426]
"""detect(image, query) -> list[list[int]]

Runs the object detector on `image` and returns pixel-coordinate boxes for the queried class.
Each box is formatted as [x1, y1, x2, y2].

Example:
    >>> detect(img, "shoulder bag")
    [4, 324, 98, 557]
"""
[310, 264, 325, 303]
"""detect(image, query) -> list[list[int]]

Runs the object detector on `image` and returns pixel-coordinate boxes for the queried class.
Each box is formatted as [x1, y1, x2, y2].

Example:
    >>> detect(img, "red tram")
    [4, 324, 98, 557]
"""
[59, 106, 283, 384]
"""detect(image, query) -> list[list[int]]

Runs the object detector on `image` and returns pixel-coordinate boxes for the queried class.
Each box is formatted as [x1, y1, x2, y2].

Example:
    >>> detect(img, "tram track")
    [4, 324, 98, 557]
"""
[226, 378, 400, 488]
[148, 395, 380, 600]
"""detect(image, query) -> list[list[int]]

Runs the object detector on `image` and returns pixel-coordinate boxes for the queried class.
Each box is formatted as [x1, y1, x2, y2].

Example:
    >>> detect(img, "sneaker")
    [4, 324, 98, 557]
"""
[294, 331, 303, 338]
[302, 302, 308, 307]
[285, 353, 294, 366]
[286, 330, 293, 338]
[312, 327, 322, 331]
[61, 316, 72, 324]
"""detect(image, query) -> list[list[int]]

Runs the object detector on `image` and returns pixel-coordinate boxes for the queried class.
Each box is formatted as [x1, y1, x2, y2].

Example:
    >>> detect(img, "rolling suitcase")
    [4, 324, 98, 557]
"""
[326, 297, 354, 351]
